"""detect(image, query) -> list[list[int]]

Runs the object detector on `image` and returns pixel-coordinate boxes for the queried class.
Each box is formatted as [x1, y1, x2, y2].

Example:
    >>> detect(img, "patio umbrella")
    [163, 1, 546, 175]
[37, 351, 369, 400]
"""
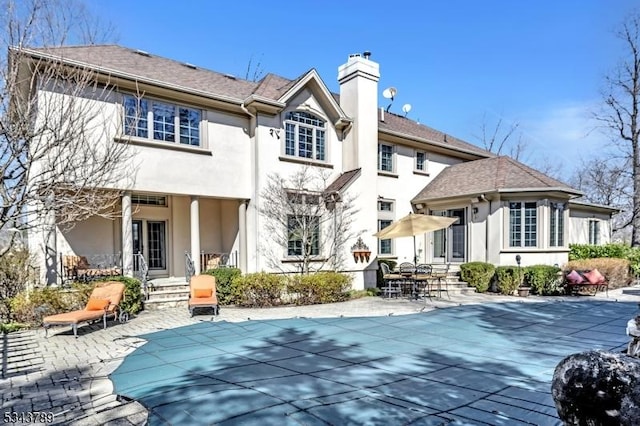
[373, 213, 459, 263]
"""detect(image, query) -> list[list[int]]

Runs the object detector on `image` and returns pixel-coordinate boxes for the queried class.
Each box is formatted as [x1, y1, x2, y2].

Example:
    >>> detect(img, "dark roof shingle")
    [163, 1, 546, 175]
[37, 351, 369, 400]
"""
[413, 156, 580, 202]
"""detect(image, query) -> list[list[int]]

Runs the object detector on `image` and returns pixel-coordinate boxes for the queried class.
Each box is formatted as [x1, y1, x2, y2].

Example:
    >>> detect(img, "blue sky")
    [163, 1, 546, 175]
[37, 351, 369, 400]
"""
[90, 0, 636, 179]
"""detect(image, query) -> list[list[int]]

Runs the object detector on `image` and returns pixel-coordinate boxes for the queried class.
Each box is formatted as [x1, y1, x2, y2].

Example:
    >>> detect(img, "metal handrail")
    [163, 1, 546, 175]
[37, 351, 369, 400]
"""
[185, 251, 195, 285]
[133, 252, 149, 300]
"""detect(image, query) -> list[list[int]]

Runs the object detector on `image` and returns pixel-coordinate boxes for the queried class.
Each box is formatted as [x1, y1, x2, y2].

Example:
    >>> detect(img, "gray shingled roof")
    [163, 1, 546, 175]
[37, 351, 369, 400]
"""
[379, 111, 492, 157]
[29, 44, 490, 157]
[324, 169, 361, 194]
[413, 156, 580, 202]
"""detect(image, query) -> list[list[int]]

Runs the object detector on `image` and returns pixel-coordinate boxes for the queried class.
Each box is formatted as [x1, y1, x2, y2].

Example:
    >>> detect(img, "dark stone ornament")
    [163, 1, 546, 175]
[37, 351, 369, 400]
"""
[552, 350, 640, 425]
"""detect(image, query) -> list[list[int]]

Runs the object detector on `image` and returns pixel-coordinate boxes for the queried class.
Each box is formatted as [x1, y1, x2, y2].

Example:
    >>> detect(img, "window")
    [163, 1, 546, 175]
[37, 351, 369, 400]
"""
[287, 215, 319, 256]
[415, 151, 428, 172]
[509, 202, 537, 247]
[589, 220, 600, 245]
[378, 144, 394, 172]
[549, 203, 564, 247]
[124, 95, 201, 146]
[378, 201, 393, 212]
[131, 194, 167, 207]
[284, 111, 326, 161]
[377, 199, 394, 255]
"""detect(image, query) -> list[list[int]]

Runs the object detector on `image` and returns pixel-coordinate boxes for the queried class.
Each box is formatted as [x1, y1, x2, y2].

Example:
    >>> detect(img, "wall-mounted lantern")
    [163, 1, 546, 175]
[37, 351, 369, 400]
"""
[350, 237, 371, 263]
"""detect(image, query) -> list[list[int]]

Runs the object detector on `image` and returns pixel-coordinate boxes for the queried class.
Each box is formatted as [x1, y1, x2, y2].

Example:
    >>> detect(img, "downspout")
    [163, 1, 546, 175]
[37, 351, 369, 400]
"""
[241, 102, 258, 271]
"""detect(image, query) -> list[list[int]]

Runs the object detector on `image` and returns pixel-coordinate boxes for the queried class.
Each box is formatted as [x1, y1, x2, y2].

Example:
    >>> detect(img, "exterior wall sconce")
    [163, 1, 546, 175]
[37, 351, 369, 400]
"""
[472, 207, 479, 215]
[351, 237, 371, 263]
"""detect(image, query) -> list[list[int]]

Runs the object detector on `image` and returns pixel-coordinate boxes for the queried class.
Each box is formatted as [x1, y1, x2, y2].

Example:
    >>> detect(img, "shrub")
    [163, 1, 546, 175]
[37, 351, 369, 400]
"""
[231, 272, 286, 307]
[0, 249, 34, 322]
[523, 265, 562, 295]
[287, 272, 352, 305]
[564, 258, 631, 289]
[494, 266, 522, 295]
[570, 243, 640, 279]
[203, 268, 241, 305]
[376, 259, 397, 288]
[9, 287, 82, 326]
[459, 262, 495, 293]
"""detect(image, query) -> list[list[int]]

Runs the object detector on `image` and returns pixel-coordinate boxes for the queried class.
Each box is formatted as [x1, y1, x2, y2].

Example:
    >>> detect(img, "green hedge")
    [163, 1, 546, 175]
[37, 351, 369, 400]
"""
[203, 268, 242, 305]
[570, 243, 640, 277]
[523, 265, 562, 295]
[231, 272, 286, 307]
[287, 272, 352, 305]
[495, 266, 523, 295]
[459, 262, 495, 293]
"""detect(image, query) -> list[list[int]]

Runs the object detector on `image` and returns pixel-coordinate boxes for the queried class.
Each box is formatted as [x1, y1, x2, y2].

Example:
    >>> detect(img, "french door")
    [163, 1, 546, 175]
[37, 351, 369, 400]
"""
[432, 209, 466, 263]
[132, 220, 167, 275]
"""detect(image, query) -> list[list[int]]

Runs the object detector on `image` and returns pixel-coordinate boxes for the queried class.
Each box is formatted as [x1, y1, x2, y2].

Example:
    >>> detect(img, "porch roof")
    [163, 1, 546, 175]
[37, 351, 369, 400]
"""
[412, 156, 582, 203]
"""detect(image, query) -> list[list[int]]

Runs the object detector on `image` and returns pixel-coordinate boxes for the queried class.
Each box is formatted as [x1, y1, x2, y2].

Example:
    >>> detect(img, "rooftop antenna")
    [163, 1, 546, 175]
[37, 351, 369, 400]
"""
[382, 87, 397, 112]
[402, 103, 412, 117]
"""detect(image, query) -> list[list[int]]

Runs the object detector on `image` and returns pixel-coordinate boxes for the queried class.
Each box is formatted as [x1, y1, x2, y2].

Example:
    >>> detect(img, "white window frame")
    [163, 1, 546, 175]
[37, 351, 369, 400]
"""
[549, 202, 565, 247]
[415, 150, 428, 173]
[589, 219, 601, 245]
[378, 143, 395, 172]
[123, 94, 202, 147]
[508, 201, 538, 248]
[377, 198, 395, 255]
[283, 111, 327, 162]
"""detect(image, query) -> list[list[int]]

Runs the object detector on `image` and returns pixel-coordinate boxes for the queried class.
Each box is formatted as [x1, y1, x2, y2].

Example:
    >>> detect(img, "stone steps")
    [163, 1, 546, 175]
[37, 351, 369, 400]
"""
[144, 278, 189, 311]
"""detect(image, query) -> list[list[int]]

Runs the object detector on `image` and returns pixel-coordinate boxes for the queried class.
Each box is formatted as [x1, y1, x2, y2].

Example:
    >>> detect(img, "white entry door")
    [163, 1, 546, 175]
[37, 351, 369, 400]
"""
[132, 219, 168, 276]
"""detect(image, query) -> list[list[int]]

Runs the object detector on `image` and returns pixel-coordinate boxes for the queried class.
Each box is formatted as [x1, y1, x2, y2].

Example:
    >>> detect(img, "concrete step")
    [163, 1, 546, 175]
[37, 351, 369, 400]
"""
[144, 297, 188, 310]
[147, 288, 190, 300]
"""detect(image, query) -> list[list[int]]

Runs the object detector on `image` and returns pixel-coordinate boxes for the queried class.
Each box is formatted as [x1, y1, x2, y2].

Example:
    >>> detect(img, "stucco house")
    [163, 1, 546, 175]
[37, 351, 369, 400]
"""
[15, 45, 616, 289]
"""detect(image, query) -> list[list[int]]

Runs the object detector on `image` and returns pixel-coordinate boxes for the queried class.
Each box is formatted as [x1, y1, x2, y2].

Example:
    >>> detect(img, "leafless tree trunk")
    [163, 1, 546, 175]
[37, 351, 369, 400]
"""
[259, 167, 358, 274]
[475, 113, 521, 158]
[595, 12, 640, 246]
[0, 0, 134, 256]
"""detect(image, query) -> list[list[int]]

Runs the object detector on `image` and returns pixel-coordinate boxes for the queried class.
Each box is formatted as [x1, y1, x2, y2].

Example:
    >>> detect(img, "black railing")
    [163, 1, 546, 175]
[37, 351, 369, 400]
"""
[185, 251, 195, 285]
[133, 252, 149, 299]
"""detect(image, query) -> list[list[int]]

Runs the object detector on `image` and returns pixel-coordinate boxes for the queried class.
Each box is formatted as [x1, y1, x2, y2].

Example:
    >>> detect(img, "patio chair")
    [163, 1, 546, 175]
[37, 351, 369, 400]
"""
[380, 262, 402, 298]
[431, 263, 450, 299]
[415, 264, 433, 300]
[188, 274, 219, 317]
[43, 281, 126, 338]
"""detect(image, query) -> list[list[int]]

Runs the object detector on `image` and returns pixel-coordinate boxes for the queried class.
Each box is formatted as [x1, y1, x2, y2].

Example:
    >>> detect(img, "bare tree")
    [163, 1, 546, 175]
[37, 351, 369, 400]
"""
[259, 167, 358, 274]
[594, 11, 640, 246]
[475, 112, 521, 158]
[0, 0, 134, 256]
[244, 53, 265, 82]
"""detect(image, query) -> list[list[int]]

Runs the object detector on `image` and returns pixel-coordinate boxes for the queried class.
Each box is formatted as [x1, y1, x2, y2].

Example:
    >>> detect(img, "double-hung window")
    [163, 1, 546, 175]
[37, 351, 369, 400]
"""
[509, 202, 537, 247]
[287, 215, 320, 256]
[378, 144, 394, 172]
[415, 151, 428, 172]
[124, 95, 201, 146]
[377, 199, 395, 255]
[284, 111, 326, 161]
[589, 220, 600, 245]
[549, 202, 564, 247]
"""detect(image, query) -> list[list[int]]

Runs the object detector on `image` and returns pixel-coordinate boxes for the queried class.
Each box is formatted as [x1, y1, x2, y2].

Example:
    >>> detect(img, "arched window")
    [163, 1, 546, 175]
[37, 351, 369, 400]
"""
[284, 111, 326, 161]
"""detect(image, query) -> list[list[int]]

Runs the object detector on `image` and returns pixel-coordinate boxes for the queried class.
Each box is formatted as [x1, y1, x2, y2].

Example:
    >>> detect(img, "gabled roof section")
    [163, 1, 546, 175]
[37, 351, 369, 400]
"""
[413, 156, 581, 202]
[380, 112, 492, 158]
[277, 68, 349, 125]
[324, 169, 361, 194]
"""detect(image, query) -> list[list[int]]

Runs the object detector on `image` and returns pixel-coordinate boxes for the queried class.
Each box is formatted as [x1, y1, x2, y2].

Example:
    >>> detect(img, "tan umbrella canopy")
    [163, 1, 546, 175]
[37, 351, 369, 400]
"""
[373, 213, 459, 263]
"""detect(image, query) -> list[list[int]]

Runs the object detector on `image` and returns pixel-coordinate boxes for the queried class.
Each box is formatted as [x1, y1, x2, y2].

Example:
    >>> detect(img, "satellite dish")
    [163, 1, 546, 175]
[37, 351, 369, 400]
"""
[402, 104, 412, 116]
[382, 87, 397, 100]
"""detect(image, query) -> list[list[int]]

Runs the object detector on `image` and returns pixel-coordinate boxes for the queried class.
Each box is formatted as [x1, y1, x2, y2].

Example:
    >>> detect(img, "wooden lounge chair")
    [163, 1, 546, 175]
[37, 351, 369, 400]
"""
[43, 281, 126, 338]
[188, 274, 219, 317]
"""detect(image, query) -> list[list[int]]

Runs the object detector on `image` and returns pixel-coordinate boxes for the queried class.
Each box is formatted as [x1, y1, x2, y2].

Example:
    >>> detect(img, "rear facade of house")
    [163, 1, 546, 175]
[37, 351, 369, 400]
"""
[19, 46, 616, 289]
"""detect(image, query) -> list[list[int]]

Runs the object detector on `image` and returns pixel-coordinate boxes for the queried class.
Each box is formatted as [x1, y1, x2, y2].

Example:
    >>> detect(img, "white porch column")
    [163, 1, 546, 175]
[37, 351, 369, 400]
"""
[238, 200, 247, 273]
[121, 192, 133, 277]
[190, 196, 201, 275]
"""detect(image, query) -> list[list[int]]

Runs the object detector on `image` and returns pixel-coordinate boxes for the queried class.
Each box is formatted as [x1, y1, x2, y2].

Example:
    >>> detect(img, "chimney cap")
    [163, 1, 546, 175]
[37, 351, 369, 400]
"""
[363, 51, 372, 59]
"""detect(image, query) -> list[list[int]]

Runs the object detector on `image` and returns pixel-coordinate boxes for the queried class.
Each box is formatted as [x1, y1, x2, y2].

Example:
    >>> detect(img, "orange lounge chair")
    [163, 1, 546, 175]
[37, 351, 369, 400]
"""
[188, 275, 219, 317]
[43, 281, 126, 338]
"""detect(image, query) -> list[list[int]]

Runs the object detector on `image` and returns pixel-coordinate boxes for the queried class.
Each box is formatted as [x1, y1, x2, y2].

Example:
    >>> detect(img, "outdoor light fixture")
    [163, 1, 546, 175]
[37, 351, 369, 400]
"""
[516, 255, 521, 266]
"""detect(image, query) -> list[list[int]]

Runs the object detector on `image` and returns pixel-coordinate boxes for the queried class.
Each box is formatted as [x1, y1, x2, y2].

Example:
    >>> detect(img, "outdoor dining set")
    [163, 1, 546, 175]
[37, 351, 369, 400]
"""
[380, 262, 450, 300]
